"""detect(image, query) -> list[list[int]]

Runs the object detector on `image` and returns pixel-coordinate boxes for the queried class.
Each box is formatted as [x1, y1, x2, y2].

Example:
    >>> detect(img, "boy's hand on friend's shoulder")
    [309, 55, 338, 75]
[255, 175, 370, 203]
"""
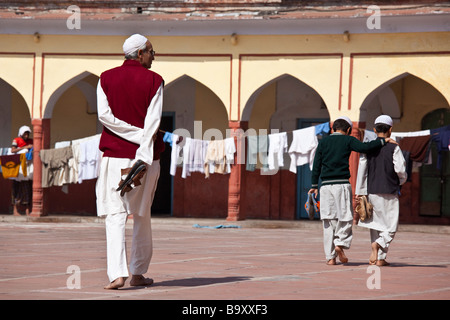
[384, 137, 398, 145]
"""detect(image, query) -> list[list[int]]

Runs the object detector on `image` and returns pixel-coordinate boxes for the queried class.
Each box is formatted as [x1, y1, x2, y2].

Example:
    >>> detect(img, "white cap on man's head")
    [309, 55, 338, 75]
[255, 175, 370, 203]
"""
[374, 115, 393, 127]
[336, 116, 353, 127]
[123, 34, 148, 56]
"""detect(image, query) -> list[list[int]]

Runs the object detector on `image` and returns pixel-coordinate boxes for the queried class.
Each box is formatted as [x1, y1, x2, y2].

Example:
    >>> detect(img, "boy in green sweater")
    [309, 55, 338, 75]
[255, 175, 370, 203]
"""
[308, 116, 396, 265]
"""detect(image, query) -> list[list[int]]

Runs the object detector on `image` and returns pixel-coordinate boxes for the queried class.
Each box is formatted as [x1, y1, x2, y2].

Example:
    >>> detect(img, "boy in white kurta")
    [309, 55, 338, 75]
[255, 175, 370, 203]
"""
[355, 115, 407, 266]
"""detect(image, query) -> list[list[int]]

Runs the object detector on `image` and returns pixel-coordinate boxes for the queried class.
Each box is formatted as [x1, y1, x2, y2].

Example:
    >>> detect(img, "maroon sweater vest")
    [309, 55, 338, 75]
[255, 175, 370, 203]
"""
[99, 60, 164, 160]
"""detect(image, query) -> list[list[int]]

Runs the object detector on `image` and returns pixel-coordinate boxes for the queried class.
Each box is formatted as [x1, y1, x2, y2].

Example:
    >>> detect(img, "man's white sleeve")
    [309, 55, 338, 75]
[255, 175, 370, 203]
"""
[394, 145, 408, 185]
[96, 80, 143, 145]
[355, 153, 368, 195]
[135, 84, 164, 165]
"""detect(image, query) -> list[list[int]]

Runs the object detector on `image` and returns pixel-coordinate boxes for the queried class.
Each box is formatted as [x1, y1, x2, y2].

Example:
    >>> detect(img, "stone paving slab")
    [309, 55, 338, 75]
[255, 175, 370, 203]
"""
[0, 216, 449, 309]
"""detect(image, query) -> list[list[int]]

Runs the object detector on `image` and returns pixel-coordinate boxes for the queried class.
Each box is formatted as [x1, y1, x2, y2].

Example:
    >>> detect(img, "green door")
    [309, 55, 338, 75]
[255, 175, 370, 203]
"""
[420, 108, 450, 217]
[151, 112, 175, 215]
[295, 118, 329, 219]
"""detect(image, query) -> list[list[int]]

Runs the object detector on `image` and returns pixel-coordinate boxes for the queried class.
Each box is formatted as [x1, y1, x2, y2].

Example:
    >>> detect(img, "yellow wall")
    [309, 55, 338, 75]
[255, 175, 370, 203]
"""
[248, 82, 276, 132]
[50, 84, 99, 146]
[10, 87, 31, 139]
[390, 75, 450, 131]
[194, 82, 229, 137]
[0, 32, 449, 136]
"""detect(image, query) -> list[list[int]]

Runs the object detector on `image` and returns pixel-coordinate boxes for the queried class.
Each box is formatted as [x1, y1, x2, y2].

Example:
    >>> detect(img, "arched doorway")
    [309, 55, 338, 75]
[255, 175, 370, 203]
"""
[242, 74, 330, 219]
[359, 73, 450, 224]
[43, 72, 100, 215]
[0, 78, 31, 148]
[420, 108, 450, 217]
[160, 75, 229, 217]
[0, 78, 32, 214]
[45, 72, 101, 145]
[359, 73, 449, 131]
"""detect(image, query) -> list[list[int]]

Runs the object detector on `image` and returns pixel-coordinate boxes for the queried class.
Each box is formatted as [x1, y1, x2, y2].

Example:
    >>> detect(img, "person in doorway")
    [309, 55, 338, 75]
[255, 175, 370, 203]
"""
[10, 125, 33, 216]
[355, 115, 407, 266]
[308, 116, 397, 265]
[96, 34, 164, 289]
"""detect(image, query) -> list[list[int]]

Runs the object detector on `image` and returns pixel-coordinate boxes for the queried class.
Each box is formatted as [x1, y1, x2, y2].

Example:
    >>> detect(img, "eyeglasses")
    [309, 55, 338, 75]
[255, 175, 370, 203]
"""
[143, 49, 155, 56]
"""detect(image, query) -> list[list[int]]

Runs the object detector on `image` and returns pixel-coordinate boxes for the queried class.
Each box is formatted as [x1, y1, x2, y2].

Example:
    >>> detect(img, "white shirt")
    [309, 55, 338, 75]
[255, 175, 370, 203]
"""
[288, 126, 318, 172]
[268, 132, 288, 171]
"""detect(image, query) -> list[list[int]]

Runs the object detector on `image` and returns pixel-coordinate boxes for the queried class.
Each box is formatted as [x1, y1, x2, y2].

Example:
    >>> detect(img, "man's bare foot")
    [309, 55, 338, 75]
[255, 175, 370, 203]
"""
[335, 246, 348, 264]
[130, 274, 154, 287]
[376, 259, 390, 266]
[104, 277, 127, 290]
[13, 205, 21, 216]
[369, 242, 380, 265]
[326, 258, 336, 265]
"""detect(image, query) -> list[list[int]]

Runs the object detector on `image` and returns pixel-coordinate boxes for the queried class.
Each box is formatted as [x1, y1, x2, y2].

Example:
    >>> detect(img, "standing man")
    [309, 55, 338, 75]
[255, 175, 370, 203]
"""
[355, 115, 407, 266]
[96, 34, 164, 289]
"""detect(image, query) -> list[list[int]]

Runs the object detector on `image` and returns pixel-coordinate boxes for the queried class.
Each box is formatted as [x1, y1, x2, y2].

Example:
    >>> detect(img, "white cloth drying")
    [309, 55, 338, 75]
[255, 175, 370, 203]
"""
[288, 126, 318, 172]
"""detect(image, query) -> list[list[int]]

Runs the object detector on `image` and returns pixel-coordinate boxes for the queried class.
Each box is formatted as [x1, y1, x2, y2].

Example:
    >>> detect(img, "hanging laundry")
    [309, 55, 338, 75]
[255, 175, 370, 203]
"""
[315, 122, 330, 136]
[190, 139, 209, 174]
[1, 147, 10, 156]
[25, 147, 33, 161]
[203, 138, 236, 178]
[204, 139, 226, 178]
[181, 137, 192, 178]
[71, 134, 101, 184]
[391, 129, 430, 141]
[77, 135, 101, 183]
[401, 150, 413, 182]
[246, 135, 269, 172]
[181, 138, 209, 178]
[268, 132, 288, 171]
[398, 135, 431, 163]
[163, 131, 174, 146]
[170, 133, 183, 176]
[224, 137, 236, 172]
[288, 126, 318, 173]
[430, 124, 450, 170]
[55, 141, 71, 149]
[40, 146, 73, 187]
[8, 147, 33, 181]
[363, 130, 377, 142]
[0, 154, 27, 179]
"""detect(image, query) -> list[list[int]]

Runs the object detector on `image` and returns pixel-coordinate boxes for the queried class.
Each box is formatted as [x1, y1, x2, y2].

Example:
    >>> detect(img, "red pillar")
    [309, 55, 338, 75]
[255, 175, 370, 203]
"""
[227, 121, 248, 221]
[30, 118, 50, 217]
[349, 122, 365, 224]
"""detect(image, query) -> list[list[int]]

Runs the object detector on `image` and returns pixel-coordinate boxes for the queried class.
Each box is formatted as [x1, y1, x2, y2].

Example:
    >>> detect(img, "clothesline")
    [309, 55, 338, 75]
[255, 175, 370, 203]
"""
[1, 124, 448, 183]
[164, 122, 449, 179]
[164, 122, 331, 178]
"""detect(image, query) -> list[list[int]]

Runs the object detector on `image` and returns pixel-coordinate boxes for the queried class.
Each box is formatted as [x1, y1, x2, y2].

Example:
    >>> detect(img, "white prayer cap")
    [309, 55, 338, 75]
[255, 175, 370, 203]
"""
[18, 125, 31, 137]
[123, 34, 148, 56]
[374, 115, 393, 127]
[336, 116, 353, 127]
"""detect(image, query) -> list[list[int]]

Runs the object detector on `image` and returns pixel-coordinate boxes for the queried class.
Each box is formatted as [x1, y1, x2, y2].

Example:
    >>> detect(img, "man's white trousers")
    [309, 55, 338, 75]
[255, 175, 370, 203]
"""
[97, 157, 160, 282]
[105, 211, 153, 282]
